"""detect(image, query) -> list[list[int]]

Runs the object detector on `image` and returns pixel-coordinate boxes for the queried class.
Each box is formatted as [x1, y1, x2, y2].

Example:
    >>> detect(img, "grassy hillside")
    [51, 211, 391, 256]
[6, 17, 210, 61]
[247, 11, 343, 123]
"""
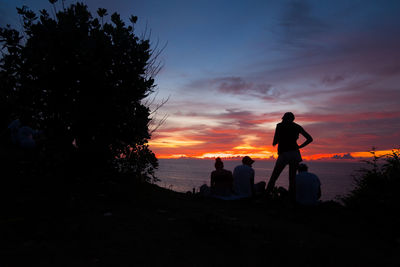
[1, 175, 399, 266]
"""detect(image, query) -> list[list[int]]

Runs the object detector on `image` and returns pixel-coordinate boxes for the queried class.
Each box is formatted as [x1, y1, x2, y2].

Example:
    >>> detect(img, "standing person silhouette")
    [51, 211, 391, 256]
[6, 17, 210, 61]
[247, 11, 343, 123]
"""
[266, 112, 313, 202]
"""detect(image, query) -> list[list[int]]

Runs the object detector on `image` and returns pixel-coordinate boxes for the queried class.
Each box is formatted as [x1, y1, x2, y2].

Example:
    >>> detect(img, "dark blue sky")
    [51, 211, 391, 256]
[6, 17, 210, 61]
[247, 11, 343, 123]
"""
[2, 0, 400, 158]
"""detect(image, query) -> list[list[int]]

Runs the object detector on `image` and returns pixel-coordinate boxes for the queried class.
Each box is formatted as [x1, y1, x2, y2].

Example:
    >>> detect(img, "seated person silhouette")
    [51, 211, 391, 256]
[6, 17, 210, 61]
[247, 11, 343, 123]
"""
[210, 157, 233, 196]
[266, 112, 313, 202]
[233, 156, 256, 198]
[296, 164, 321, 206]
[7, 119, 21, 146]
[8, 115, 40, 149]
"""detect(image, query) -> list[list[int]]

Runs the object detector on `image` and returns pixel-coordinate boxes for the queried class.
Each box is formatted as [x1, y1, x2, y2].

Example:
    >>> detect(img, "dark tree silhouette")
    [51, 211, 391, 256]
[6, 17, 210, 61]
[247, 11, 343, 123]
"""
[0, 1, 160, 182]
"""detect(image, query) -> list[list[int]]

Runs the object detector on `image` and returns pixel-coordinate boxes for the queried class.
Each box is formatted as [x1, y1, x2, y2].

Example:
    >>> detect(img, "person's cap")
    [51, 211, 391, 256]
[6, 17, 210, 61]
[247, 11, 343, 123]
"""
[242, 156, 255, 165]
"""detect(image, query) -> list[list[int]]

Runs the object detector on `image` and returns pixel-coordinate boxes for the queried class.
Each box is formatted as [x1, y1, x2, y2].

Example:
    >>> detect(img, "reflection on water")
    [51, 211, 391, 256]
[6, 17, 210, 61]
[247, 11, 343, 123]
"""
[155, 159, 365, 201]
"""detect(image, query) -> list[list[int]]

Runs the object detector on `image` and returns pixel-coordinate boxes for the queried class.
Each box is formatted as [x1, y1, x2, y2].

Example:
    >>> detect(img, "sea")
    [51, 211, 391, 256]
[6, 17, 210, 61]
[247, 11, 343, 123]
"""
[155, 158, 367, 201]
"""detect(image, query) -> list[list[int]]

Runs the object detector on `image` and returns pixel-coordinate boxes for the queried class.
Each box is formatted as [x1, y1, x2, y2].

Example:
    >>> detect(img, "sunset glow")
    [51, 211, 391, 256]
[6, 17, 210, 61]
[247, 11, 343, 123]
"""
[145, 1, 400, 160]
[153, 142, 396, 161]
[3, 0, 399, 160]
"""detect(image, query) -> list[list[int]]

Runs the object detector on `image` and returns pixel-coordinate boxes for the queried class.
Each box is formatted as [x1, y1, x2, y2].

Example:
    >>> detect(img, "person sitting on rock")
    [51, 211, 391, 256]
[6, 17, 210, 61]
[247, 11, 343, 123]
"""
[233, 156, 256, 198]
[295, 163, 321, 206]
[8, 115, 41, 149]
[210, 157, 233, 196]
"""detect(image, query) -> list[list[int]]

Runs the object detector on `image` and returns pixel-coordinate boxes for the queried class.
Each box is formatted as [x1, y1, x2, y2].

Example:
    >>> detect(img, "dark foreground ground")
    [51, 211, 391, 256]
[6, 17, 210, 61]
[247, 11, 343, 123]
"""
[1, 176, 400, 267]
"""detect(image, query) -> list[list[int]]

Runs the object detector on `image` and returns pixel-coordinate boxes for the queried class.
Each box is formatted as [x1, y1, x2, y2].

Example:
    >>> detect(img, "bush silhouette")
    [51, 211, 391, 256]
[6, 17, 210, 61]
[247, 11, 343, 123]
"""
[342, 149, 400, 211]
[0, 1, 159, 182]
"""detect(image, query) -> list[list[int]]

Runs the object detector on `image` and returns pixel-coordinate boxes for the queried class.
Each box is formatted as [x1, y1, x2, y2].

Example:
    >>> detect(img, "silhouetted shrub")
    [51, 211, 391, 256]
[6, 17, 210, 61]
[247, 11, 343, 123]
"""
[342, 149, 400, 211]
[0, 1, 160, 182]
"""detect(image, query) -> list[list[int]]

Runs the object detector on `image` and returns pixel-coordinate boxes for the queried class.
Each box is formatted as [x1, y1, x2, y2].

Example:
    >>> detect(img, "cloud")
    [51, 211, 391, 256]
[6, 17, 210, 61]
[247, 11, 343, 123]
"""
[301, 114, 400, 154]
[213, 77, 274, 96]
[278, 0, 329, 48]
[168, 108, 281, 129]
[150, 107, 400, 158]
[154, 70, 400, 157]
[321, 75, 346, 85]
[150, 108, 282, 157]
[331, 153, 354, 160]
[150, 1, 400, 158]
[254, 0, 400, 88]
[187, 76, 281, 101]
[214, 77, 252, 94]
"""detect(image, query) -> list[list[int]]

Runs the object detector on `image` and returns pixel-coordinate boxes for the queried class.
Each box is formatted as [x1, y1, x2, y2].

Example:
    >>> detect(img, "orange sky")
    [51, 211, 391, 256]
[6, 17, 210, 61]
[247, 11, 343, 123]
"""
[148, 109, 399, 160]
[149, 132, 395, 160]
[148, 113, 399, 160]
